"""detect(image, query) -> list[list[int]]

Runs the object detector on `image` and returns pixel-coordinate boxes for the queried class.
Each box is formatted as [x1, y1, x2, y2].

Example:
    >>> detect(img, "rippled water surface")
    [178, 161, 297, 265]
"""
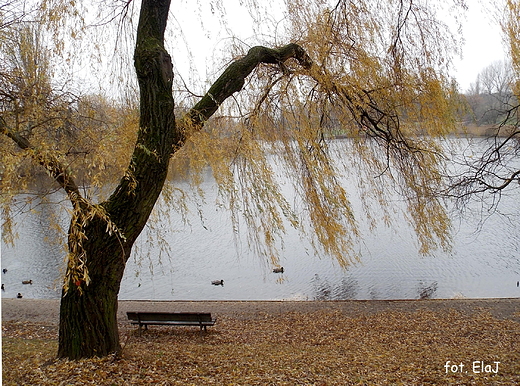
[2, 139, 520, 300]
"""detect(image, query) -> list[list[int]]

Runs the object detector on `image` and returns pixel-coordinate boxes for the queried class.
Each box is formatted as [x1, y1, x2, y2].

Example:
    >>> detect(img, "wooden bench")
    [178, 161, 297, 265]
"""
[127, 311, 217, 336]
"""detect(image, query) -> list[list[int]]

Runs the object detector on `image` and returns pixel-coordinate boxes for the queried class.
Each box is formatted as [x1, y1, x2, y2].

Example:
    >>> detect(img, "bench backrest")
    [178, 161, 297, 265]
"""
[127, 312, 213, 323]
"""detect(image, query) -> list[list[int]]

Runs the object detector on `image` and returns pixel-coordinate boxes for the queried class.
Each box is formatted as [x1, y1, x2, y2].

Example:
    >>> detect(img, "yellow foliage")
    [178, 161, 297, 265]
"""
[1, 0, 473, 281]
[502, 0, 520, 94]
[176, 0, 464, 264]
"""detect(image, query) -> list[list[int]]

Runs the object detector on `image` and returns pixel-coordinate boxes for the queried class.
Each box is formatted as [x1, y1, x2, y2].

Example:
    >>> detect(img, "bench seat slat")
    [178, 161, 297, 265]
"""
[128, 320, 216, 326]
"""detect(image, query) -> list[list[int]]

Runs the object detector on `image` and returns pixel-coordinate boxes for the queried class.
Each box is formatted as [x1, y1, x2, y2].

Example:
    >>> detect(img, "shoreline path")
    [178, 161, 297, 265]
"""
[2, 298, 519, 324]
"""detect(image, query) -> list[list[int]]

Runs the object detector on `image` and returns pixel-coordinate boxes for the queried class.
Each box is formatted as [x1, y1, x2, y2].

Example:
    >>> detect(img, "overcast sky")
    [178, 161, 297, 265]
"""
[452, 2, 506, 91]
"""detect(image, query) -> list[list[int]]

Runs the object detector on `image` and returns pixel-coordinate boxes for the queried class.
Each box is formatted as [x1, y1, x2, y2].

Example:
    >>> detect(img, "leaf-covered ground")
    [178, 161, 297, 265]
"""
[3, 308, 519, 385]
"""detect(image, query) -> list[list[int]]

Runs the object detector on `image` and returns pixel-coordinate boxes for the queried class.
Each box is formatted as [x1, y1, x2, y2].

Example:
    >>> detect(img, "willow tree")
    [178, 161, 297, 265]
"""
[1, 0, 465, 359]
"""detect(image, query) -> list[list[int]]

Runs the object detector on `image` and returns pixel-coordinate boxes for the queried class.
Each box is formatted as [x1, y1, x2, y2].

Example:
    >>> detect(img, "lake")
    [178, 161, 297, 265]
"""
[2, 138, 520, 301]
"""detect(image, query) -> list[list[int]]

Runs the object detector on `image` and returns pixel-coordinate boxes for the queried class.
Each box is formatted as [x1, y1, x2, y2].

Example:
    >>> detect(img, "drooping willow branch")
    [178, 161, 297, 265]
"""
[0, 115, 82, 205]
[446, 126, 520, 202]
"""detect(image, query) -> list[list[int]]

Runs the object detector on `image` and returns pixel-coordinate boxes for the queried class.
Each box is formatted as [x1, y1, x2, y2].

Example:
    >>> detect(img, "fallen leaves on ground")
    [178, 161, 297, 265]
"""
[2, 308, 519, 385]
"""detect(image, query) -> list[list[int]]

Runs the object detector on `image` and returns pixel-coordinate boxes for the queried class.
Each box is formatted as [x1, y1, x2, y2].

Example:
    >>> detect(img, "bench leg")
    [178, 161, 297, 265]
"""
[138, 323, 148, 336]
[198, 325, 208, 337]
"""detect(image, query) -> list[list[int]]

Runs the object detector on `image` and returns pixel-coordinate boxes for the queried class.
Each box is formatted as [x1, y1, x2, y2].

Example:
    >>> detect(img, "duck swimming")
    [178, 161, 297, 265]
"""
[17, 293, 23, 298]
[211, 280, 224, 286]
[273, 267, 284, 273]
[22, 280, 32, 285]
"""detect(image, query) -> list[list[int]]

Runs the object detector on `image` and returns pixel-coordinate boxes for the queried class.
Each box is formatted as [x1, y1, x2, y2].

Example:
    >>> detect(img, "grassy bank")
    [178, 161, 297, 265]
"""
[3, 308, 519, 385]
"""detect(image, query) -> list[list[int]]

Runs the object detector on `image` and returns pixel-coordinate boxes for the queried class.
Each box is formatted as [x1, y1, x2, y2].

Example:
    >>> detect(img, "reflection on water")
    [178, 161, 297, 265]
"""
[312, 275, 359, 300]
[2, 140, 520, 301]
[418, 281, 438, 299]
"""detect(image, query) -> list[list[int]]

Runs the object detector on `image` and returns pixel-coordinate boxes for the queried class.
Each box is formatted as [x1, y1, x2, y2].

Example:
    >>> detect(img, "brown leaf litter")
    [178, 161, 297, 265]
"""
[2, 308, 519, 385]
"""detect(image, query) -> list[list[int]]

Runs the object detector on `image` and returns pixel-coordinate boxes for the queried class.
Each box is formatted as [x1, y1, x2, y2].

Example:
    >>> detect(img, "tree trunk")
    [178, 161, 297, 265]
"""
[57, 0, 176, 359]
[58, 217, 128, 359]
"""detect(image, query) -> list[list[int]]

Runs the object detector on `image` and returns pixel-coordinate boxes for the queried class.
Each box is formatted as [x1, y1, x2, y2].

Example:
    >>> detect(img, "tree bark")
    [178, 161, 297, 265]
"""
[0, 116, 82, 203]
[58, 216, 127, 359]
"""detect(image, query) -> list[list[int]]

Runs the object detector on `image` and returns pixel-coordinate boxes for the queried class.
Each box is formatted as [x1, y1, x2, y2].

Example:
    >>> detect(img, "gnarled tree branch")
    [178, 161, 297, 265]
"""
[181, 43, 313, 139]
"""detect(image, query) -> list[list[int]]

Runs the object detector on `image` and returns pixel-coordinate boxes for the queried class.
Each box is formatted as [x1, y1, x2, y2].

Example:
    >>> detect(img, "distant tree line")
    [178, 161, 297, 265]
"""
[463, 60, 518, 126]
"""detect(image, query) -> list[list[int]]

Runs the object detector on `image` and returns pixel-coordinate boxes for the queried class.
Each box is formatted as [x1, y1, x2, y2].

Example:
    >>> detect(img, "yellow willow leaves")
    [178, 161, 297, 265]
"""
[502, 0, 520, 95]
[64, 198, 125, 294]
[0, 91, 138, 240]
[288, 120, 359, 265]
